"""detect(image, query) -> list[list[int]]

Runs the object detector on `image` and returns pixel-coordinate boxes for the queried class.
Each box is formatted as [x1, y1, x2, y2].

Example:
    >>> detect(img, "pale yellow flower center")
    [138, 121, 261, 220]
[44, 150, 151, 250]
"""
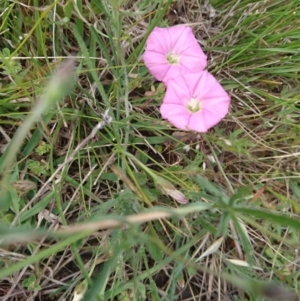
[166, 52, 180, 65]
[187, 97, 201, 113]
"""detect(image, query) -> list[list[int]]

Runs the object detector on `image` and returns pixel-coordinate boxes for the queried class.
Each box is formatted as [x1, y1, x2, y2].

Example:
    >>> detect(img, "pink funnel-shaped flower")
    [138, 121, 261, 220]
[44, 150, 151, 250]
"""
[160, 71, 230, 132]
[142, 25, 207, 84]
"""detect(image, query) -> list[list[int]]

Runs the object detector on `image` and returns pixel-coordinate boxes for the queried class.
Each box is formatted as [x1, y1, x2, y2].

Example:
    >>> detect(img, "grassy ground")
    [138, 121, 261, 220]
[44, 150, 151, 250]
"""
[1, 0, 300, 300]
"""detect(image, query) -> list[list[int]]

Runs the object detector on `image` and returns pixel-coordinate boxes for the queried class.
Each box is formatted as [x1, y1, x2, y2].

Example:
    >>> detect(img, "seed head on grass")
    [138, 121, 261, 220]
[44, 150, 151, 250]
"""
[39, 56, 76, 115]
[0, 56, 77, 175]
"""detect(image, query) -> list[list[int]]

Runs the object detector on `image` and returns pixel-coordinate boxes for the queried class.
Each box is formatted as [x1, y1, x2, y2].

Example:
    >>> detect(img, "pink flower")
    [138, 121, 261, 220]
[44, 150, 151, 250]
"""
[160, 71, 230, 132]
[142, 25, 207, 84]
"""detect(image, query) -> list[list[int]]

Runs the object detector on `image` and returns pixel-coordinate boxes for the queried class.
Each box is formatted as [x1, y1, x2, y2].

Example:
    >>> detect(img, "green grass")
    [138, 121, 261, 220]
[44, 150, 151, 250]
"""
[1, 0, 300, 300]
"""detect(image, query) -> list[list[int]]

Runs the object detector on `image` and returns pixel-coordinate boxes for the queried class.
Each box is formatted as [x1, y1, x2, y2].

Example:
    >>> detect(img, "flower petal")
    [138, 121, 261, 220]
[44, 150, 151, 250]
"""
[160, 103, 191, 130]
[142, 51, 170, 81]
[163, 78, 190, 105]
[172, 26, 200, 53]
[188, 110, 220, 132]
[180, 44, 207, 71]
[186, 111, 209, 132]
[202, 95, 230, 119]
[145, 27, 173, 53]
